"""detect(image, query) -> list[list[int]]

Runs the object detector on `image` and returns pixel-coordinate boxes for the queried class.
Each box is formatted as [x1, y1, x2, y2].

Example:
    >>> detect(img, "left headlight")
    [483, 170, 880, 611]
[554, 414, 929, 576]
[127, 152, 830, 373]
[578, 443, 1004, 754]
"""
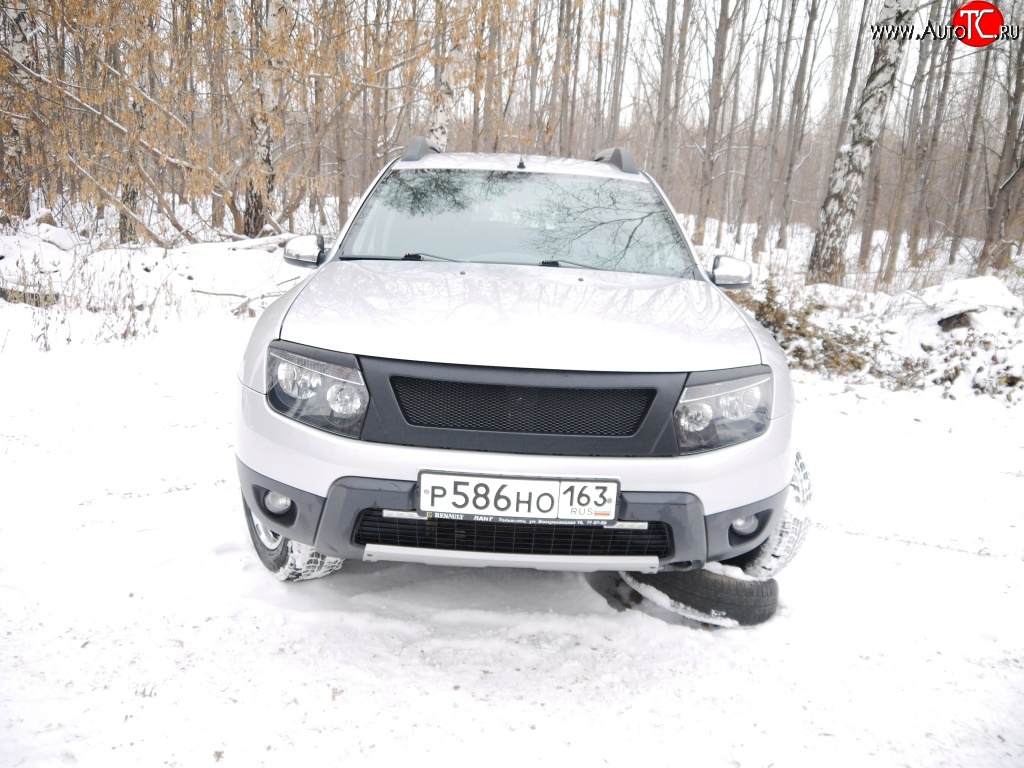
[267, 345, 370, 438]
[674, 372, 772, 453]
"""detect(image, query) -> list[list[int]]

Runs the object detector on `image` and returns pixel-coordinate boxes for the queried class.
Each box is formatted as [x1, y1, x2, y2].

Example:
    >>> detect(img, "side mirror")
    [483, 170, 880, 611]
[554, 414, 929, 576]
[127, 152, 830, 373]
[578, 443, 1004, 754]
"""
[711, 255, 753, 290]
[283, 234, 325, 267]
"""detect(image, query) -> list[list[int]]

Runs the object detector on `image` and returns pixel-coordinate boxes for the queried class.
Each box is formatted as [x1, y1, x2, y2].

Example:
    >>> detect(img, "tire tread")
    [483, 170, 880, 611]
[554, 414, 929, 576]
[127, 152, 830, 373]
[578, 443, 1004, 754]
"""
[621, 569, 778, 627]
[729, 452, 812, 580]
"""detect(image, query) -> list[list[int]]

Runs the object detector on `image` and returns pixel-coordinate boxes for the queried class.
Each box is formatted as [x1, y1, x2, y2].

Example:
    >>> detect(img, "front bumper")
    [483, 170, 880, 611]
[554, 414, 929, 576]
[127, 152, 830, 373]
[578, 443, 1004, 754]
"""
[238, 461, 789, 572]
[236, 379, 793, 572]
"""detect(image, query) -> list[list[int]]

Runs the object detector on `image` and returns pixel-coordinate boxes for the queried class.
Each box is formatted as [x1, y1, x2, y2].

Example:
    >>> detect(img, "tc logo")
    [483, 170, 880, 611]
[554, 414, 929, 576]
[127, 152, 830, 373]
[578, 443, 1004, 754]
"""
[951, 1, 1005, 47]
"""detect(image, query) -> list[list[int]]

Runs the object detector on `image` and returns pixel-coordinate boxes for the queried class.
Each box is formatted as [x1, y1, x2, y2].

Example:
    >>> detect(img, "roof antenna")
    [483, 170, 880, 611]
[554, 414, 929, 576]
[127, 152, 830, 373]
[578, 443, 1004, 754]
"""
[517, 153, 526, 170]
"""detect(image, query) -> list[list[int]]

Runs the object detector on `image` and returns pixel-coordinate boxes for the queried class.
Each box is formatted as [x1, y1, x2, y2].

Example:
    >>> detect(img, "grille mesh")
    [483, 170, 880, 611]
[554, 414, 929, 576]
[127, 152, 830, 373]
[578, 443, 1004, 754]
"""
[354, 510, 671, 558]
[390, 377, 655, 436]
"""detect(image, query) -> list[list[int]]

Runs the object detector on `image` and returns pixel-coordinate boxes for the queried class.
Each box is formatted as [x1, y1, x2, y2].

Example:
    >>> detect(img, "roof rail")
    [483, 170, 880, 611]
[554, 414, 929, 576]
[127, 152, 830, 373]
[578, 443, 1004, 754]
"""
[403, 136, 443, 161]
[592, 147, 638, 174]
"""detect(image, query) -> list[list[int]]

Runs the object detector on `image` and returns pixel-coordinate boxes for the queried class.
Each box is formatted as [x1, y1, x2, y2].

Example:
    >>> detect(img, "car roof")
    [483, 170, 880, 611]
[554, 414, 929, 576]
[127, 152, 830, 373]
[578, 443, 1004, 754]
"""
[391, 150, 646, 182]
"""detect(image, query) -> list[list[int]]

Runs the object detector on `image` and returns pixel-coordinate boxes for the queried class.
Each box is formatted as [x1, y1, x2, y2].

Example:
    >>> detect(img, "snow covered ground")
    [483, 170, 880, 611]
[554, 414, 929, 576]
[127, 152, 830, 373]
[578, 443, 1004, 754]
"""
[1, 229, 1023, 767]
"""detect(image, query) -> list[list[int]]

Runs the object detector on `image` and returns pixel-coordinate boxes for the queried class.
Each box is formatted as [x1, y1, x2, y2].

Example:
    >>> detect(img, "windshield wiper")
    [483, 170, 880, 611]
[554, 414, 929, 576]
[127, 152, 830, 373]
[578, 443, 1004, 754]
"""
[403, 252, 458, 262]
[538, 259, 596, 270]
[334, 253, 458, 262]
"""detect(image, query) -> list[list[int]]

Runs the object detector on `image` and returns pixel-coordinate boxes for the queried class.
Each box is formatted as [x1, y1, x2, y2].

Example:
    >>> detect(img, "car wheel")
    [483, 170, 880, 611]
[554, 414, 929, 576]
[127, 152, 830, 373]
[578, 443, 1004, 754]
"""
[620, 569, 778, 627]
[243, 498, 344, 582]
[726, 451, 812, 580]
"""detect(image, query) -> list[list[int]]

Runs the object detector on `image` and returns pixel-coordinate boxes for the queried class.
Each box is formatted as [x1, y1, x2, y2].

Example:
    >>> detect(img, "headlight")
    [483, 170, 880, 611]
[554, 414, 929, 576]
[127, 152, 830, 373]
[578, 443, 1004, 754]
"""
[267, 345, 370, 438]
[674, 372, 772, 453]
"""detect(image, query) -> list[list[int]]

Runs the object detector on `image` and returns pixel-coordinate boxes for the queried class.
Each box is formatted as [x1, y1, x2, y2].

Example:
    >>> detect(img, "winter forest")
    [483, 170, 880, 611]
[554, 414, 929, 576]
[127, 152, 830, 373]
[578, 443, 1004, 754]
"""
[2, 0, 1022, 286]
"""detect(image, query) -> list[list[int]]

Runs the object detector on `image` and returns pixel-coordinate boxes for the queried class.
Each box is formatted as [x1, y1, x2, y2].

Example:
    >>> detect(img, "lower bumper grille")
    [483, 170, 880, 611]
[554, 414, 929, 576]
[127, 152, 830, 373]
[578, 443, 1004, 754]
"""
[354, 510, 671, 558]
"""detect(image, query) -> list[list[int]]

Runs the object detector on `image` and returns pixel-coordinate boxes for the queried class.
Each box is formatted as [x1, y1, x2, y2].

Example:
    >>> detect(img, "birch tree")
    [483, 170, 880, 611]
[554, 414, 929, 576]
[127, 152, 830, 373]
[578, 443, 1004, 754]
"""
[806, 0, 912, 286]
[0, 0, 32, 218]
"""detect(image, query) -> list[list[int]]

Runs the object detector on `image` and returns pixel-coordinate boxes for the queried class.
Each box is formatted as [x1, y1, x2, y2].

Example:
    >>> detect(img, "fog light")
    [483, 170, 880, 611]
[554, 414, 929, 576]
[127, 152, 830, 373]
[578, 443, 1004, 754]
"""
[263, 491, 293, 514]
[731, 514, 759, 536]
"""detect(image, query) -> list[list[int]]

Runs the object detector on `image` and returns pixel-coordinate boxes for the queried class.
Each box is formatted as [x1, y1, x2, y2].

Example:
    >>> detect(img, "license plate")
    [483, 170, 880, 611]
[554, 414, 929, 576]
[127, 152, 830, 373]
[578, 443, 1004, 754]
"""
[418, 472, 618, 522]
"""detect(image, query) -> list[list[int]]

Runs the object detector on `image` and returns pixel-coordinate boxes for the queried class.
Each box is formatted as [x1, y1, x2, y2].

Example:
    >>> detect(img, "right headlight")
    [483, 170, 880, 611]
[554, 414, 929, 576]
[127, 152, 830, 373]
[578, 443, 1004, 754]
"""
[266, 344, 370, 439]
[674, 372, 772, 453]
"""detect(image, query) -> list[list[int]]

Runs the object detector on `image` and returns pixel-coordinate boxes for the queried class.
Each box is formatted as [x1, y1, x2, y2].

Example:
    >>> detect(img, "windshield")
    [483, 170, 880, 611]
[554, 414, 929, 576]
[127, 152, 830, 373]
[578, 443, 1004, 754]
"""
[339, 168, 699, 277]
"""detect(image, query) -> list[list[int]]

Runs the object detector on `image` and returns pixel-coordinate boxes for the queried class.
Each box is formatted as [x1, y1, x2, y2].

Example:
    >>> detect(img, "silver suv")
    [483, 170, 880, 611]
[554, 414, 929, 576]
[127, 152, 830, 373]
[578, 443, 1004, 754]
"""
[235, 139, 807, 602]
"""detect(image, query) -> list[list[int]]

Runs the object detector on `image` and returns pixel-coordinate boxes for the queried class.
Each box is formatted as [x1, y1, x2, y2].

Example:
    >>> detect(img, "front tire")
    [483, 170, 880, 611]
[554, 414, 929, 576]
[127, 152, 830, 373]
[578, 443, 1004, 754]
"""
[727, 451, 812, 580]
[620, 569, 779, 627]
[243, 499, 343, 582]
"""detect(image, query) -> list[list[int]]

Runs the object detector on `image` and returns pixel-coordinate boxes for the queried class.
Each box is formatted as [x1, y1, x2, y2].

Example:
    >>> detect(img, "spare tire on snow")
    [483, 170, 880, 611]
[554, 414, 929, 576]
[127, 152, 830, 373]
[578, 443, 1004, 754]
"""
[620, 569, 779, 627]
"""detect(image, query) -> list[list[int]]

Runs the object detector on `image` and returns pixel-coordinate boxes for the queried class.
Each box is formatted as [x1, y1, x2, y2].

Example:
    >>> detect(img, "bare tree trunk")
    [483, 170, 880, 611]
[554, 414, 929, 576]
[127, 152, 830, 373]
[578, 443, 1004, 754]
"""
[878, 152, 911, 288]
[691, 0, 731, 246]
[429, 0, 452, 151]
[608, 0, 629, 146]
[1, 0, 33, 219]
[543, 0, 567, 153]
[858, 122, 886, 270]
[470, 7, 483, 151]
[949, 46, 993, 265]
[807, 0, 912, 286]
[735, 3, 774, 239]
[978, 41, 1024, 273]
[751, 0, 797, 257]
[482, 4, 499, 151]
[776, 0, 820, 250]
[652, 0, 677, 176]
[717, 0, 751, 247]
[337, 91, 349, 221]
[884, 32, 931, 260]
[670, 0, 694, 144]
[907, 35, 954, 264]
[594, 0, 607, 135]
[557, 0, 572, 155]
[527, 0, 543, 147]
[245, 0, 266, 237]
[313, 74, 326, 227]
[119, 184, 139, 243]
[567, 0, 583, 155]
[206, 0, 226, 230]
[833, 0, 874, 158]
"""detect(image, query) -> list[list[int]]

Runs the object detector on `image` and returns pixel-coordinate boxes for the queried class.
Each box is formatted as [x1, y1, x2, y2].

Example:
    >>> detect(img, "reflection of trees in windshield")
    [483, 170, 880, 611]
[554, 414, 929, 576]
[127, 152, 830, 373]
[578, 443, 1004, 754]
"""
[374, 169, 526, 217]
[342, 169, 695, 276]
[526, 178, 687, 274]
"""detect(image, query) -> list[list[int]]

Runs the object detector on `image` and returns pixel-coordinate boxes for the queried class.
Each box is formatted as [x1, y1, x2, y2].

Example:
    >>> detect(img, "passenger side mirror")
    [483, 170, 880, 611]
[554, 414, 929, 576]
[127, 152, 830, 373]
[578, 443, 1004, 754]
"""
[283, 234, 326, 267]
[711, 255, 753, 290]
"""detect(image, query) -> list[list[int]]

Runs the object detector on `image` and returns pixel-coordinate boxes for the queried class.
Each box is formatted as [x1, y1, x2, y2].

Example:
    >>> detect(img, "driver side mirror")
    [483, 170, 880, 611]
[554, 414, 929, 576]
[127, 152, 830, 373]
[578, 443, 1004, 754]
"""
[711, 255, 753, 290]
[283, 234, 326, 267]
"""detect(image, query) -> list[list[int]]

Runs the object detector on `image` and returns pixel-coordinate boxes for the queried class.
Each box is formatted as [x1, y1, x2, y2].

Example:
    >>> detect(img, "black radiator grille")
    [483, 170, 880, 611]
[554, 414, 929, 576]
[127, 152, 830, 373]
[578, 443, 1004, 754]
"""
[390, 377, 655, 436]
[354, 510, 671, 558]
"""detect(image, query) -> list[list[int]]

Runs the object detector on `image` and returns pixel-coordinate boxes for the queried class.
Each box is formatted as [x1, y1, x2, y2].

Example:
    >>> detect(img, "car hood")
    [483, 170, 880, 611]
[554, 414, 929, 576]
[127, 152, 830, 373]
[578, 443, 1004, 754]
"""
[280, 260, 761, 373]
